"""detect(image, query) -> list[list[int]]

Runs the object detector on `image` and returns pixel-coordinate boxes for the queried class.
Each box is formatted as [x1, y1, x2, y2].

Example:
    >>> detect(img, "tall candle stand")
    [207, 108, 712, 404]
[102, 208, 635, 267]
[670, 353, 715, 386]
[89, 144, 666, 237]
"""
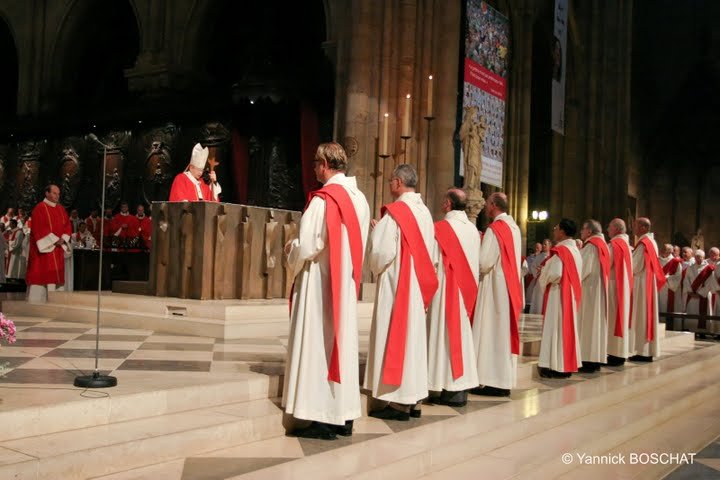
[422, 115, 435, 194]
[400, 135, 410, 165]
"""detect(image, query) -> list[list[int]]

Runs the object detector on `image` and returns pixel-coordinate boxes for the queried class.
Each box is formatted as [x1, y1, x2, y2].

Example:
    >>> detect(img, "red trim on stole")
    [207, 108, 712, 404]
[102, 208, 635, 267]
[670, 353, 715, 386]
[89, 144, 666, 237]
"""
[541, 245, 582, 371]
[434, 220, 478, 380]
[488, 220, 522, 355]
[662, 257, 682, 311]
[289, 183, 364, 384]
[635, 237, 667, 342]
[610, 237, 633, 337]
[381, 201, 439, 386]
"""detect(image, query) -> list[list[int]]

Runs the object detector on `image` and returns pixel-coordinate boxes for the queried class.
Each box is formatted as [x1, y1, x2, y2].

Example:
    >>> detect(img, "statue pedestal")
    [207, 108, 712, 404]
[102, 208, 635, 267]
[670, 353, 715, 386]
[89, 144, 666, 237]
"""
[149, 202, 301, 300]
[465, 188, 485, 225]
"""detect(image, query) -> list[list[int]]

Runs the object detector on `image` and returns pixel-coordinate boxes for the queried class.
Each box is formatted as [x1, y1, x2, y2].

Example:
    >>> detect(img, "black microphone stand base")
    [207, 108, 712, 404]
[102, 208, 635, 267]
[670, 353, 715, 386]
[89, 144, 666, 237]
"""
[74, 371, 117, 388]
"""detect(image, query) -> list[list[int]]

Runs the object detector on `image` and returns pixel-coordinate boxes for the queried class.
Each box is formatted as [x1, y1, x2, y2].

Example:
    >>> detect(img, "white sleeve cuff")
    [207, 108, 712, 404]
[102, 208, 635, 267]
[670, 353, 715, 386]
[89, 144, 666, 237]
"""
[36, 233, 59, 253]
[213, 183, 222, 197]
[61, 234, 71, 243]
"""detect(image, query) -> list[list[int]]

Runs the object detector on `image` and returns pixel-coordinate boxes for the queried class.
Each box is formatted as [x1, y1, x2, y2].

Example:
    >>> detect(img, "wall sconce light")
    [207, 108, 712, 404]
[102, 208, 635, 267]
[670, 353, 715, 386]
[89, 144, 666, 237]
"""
[529, 210, 549, 223]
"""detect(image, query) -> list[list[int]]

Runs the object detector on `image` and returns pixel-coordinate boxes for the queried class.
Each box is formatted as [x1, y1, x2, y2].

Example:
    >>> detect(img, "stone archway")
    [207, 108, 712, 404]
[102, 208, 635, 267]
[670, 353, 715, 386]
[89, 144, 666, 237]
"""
[0, 15, 18, 119]
[181, 0, 334, 211]
[45, 0, 141, 115]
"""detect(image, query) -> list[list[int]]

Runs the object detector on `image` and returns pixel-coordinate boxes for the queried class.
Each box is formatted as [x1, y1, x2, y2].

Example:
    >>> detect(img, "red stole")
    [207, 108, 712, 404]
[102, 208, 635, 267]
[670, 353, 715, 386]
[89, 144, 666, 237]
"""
[541, 245, 582, 371]
[687, 264, 716, 314]
[434, 220, 478, 379]
[488, 220, 522, 355]
[662, 257, 682, 311]
[303, 183, 364, 383]
[381, 201, 438, 386]
[635, 237, 667, 342]
[585, 237, 611, 296]
[610, 237, 633, 337]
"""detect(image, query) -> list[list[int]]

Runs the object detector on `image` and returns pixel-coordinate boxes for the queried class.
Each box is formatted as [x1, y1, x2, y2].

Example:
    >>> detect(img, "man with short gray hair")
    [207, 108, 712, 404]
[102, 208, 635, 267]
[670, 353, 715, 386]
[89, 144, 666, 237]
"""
[629, 217, 665, 362]
[427, 188, 480, 406]
[658, 243, 683, 327]
[577, 219, 611, 373]
[471, 191, 523, 394]
[606, 218, 633, 366]
[365, 164, 438, 420]
[682, 249, 715, 332]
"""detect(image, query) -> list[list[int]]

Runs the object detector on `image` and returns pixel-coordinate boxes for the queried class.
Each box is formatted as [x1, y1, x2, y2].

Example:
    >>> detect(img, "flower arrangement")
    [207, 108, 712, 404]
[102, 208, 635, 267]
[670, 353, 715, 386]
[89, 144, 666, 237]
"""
[0, 313, 17, 345]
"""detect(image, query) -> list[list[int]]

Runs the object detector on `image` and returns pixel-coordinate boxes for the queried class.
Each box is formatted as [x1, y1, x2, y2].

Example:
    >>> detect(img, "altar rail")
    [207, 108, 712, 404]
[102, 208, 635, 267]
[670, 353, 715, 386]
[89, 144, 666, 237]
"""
[149, 202, 301, 300]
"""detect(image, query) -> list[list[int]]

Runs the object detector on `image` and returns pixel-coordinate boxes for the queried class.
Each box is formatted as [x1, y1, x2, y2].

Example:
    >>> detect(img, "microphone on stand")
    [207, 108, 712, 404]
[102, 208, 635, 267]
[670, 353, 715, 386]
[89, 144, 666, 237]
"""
[74, 131, 117, 389]
[88, 133, 109, 148]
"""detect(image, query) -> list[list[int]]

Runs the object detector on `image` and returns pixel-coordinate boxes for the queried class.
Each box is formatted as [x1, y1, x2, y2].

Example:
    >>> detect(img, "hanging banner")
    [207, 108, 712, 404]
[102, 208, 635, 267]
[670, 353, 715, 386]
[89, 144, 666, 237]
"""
[461, 0, 509, 188]
[551, 0, 568, 134]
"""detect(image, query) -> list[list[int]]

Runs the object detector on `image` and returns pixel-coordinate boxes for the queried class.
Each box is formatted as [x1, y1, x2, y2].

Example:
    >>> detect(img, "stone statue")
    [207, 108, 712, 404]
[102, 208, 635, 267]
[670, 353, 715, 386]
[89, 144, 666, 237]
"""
[691, 229, 704, 251]
[179, 207, 194, 298]
[460, 106, 487, 191]
[237, 207, 253, 298]
[142, 124, 178, 204]
[213, 206, 227, 299]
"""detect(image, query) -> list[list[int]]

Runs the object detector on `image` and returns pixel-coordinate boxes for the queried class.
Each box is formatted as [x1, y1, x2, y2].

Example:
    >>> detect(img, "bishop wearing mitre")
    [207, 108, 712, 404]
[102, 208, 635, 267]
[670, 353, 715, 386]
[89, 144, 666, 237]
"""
[168, 143, 222, 202]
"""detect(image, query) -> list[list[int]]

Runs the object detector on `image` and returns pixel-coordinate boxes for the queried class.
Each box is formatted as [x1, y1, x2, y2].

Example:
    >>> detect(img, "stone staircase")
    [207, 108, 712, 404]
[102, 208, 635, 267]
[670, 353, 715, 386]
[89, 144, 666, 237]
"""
[0, 329, 705, 479]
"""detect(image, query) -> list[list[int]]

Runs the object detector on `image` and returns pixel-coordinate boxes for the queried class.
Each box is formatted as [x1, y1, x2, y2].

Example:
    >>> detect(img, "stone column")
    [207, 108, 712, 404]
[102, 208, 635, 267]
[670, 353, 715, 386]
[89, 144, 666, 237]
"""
[426, 0, 460, 219]
[505, 2, 534, 246]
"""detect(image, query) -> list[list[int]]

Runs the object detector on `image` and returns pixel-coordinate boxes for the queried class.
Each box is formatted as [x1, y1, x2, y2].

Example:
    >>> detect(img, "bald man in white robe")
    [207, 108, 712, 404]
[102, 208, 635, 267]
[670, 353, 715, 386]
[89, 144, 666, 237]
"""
[471, 192, 523, 396]
[629, 217, 665, 362]
[538, 218, 583, 378]
[427, 189, 479, 406]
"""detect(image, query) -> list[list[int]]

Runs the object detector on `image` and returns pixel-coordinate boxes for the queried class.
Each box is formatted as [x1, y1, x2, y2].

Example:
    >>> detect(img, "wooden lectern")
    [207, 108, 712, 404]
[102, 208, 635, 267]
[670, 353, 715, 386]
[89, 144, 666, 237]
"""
[148, 202, 301, 300]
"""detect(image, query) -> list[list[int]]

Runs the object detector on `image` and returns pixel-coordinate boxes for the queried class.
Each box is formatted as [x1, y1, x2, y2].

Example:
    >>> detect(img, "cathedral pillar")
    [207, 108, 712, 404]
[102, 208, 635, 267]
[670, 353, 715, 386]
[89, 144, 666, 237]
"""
[506, 2, 534, 248]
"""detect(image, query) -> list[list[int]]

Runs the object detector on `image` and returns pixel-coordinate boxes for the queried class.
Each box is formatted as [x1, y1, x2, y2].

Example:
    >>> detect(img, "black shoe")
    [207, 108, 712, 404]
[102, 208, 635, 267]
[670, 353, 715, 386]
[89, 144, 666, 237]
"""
[335, 420, 353, 437]
[539, 366, 572, 378]
[431, 396, 467, 407]
[469, 386, 511, 397]
[578, 362, 601, 373]
[629, 355, 653, 362]
[606, 355, 626, 366]
[410, 408, 422, 418]
[369, 406, 410, 421]
[292, 422, 337, 440]
[538, 366, 554, 378]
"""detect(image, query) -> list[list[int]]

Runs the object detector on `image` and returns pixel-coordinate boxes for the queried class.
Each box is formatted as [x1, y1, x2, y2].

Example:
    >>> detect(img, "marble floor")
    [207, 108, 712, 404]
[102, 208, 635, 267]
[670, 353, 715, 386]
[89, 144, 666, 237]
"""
[0, 295, 718, 479]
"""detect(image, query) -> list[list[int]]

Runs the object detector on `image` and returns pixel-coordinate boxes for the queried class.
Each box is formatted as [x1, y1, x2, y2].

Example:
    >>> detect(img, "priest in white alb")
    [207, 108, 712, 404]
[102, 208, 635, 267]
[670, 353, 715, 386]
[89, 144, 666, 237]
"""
[682, 249, 715, 332]
[708, 247, 720, 320]
[658, 243, 683, 330]
[628, 217, 666, 362]
[577, 219, 610, 373]
[528, 239, 551, 314]
[470, 192, 523, 396]
[426, 188, 479, 407]
[538, 218, 583, 378]
[364, 164, 438, 421]
[606, 218, 634, 366]
[282, 142, 370, 440]
[6, 219, 26, 279]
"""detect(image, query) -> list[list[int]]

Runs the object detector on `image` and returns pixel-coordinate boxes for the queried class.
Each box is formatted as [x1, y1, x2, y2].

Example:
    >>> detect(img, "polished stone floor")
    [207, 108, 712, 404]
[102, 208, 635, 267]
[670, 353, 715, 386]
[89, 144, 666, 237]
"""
[1, 292, 718, 479]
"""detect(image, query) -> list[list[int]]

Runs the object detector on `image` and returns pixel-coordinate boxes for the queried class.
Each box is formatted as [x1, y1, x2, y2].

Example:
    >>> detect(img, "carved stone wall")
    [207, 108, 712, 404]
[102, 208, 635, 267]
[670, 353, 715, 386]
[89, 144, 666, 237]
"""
[148, 201, 301, 300]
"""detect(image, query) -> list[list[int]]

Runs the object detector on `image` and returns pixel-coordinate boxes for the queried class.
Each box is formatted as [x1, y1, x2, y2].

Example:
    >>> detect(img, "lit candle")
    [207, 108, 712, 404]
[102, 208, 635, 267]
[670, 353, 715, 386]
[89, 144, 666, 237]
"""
[381, 113, 389, 155]
[426, 75, 434, 118]
[402, 94, 411, 138]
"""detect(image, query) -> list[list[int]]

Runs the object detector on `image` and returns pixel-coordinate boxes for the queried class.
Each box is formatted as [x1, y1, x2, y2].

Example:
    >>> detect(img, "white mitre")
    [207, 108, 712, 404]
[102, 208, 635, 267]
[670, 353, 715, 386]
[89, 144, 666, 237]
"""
[188, 143, 209, 169]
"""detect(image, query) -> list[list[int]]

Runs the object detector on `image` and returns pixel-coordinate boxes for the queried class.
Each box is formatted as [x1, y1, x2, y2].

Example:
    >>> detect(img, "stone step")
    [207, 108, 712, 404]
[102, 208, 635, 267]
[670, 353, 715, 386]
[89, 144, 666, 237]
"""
[427, 356, 720, 480]
[0, 373, 273, 443]
[555, 398, 720, 480]
[2, 294, 375, 339]
[201, 343, 720, 479]
[0, 397, 284, 480]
